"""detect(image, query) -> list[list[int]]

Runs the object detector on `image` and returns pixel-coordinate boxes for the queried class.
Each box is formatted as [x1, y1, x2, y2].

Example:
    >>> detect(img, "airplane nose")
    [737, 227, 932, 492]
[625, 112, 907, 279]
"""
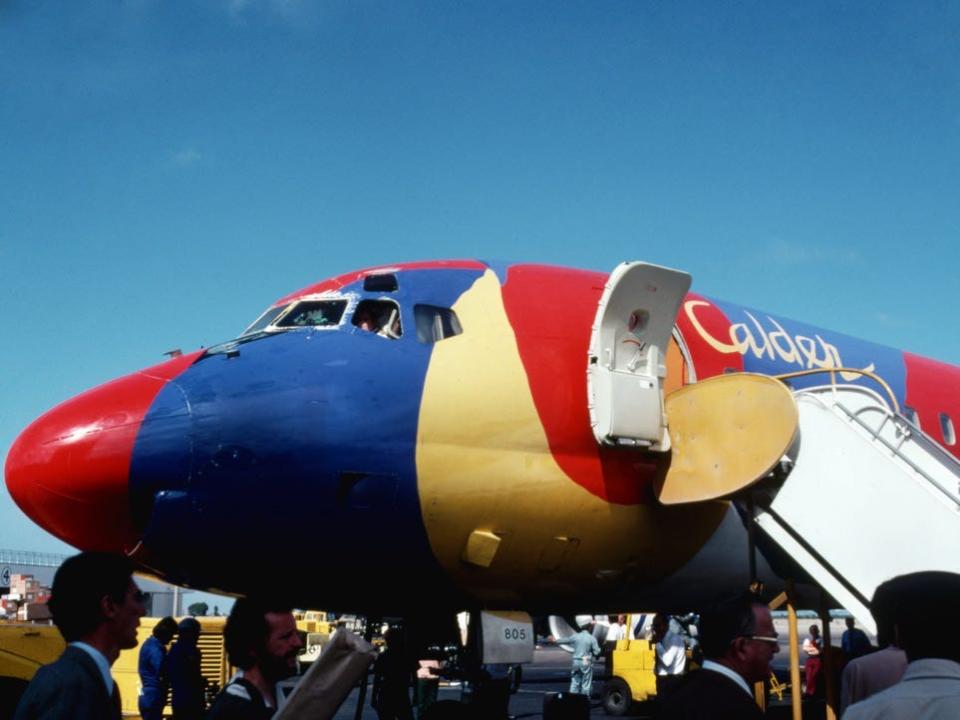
[5, 353, 200, 553]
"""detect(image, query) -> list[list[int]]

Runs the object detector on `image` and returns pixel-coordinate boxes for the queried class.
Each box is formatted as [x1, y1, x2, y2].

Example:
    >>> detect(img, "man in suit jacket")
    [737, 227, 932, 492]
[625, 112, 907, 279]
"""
[658, 591, 779, 720]
[15, 552, 147, 720]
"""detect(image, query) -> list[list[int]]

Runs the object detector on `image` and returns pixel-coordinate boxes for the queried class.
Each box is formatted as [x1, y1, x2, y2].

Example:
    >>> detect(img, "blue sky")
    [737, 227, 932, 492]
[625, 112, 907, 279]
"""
[2, 1, 959, 588]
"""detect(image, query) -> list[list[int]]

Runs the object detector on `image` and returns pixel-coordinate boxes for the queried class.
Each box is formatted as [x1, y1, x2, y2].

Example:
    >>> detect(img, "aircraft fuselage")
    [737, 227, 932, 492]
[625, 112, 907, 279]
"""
[7, 261, 960, 614]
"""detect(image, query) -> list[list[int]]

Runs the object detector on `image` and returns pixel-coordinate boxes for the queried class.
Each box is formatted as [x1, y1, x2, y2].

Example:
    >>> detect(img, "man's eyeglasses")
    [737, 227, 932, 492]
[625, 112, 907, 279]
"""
[742, 634, 780, 646]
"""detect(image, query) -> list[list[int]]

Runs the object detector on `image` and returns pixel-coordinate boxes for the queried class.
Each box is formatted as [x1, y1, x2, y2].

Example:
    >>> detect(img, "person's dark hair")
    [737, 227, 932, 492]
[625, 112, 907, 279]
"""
[153, 616, 178, 640]
[224, 597, 294, 670]
[698, 591, 766, 659]
[47, 552, 134, 642]
[871, 571, 960, 662]
[177, 617, 201, 643]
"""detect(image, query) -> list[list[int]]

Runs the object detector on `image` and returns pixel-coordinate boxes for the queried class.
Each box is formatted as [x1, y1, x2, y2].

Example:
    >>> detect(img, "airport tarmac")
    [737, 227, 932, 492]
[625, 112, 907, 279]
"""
[330, 646, 616, 719]
[329, 646, 831, 719]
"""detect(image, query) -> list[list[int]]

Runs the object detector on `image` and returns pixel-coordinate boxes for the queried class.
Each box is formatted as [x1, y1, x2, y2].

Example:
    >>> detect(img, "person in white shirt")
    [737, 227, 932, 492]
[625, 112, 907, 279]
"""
[607, 615, 629, 643]
[653, 613, 687, 701]
[844, 571, 960, 720]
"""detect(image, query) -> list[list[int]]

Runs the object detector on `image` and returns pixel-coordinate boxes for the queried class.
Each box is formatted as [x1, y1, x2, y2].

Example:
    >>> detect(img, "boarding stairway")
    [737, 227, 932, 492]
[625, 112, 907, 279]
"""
[748, 384, 960, 633]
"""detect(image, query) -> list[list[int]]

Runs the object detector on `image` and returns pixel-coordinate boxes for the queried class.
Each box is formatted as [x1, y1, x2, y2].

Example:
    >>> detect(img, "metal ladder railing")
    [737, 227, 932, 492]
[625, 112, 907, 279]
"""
[749, 380, 960, 635]
[827, 397, 960, 509]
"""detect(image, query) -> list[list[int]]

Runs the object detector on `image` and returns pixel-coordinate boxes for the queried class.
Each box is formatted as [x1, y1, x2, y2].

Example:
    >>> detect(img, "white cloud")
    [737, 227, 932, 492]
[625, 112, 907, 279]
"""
[225, 0, 320, 25]
[761, 238, 863, 267]
[228, 0, 253, 18]
[169, 148, 202, 168]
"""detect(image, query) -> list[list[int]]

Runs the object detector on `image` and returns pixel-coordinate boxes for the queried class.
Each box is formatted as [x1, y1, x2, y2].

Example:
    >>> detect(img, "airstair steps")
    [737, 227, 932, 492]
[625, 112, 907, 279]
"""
[751, 385, 960, 634]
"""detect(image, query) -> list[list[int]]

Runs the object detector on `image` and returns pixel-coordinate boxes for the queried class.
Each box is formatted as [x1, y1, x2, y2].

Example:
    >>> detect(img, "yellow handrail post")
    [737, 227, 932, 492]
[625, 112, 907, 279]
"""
[761, 591, 789, 710]
[787, 580, 802, 720]
[820, 597, 837, 720]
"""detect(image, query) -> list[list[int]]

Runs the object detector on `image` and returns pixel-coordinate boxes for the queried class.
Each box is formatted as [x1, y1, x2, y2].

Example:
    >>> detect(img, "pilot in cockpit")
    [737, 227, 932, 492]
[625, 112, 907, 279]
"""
[353, 301, 401, 339]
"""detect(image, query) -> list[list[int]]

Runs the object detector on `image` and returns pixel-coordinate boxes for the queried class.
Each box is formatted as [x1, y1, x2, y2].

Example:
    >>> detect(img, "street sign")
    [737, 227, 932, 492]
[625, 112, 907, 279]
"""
[0, 566, 11, 589]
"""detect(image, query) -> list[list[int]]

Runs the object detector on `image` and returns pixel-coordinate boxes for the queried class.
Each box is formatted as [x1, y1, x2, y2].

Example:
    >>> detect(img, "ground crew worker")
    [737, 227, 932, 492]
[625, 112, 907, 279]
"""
[553, 620, 602, 697]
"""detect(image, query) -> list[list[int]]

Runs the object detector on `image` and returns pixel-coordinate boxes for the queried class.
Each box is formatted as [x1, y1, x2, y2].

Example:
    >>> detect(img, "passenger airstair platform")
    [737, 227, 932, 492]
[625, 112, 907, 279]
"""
[751, 385, 960, 633]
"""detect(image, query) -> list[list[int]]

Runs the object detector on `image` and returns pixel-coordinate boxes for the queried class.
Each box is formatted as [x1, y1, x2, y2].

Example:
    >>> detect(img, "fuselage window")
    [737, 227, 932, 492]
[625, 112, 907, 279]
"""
[939, 412, 955, 445]
[902, 405, 920, 428]
[242, 304, 289, 335]
[414, 305, 463, 344]
[352, 299, 402, 339]
[275, 300, 348, 328]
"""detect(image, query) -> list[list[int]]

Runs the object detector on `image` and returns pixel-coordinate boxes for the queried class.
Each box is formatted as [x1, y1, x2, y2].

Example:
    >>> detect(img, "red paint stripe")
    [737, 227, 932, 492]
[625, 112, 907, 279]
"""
[501, 264, 666, 504]
[904, 352, 960, 458]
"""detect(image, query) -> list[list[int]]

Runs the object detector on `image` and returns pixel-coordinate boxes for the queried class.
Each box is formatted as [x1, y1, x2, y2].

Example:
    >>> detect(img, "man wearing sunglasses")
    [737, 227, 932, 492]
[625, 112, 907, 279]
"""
[658, 591, 778, 719]
[15, 552, 147, 720]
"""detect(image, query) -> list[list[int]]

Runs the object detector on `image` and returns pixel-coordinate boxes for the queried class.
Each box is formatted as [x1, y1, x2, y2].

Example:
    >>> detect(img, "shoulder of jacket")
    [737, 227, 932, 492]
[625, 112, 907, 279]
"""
[42, 649, 86, 676]
[225, 682, 253, 701]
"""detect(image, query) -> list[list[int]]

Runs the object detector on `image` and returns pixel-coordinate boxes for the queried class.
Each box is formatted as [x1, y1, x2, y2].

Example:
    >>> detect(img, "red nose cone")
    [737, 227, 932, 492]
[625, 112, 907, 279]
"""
[5, 353, 200, 552]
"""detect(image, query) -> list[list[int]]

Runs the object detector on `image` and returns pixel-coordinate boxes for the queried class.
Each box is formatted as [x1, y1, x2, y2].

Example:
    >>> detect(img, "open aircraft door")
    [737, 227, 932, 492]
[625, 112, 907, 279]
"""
[587, 262, 692, 452]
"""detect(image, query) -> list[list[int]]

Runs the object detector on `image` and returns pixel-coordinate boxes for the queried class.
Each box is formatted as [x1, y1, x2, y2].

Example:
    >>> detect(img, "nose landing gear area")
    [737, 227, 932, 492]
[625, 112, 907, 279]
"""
[324, 646, 815, 719]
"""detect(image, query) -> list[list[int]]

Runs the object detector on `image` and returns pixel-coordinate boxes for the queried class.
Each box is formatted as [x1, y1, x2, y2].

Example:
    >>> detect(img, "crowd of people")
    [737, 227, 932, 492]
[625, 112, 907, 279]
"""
[11, 552, 304, 720]
[10, 550, 960, 719]
[646, 573, 960, 719]
[554, 577, 960, 720]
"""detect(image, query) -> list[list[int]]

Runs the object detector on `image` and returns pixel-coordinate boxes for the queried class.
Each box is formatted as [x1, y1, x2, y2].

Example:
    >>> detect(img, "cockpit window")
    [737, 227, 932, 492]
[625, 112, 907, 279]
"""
[242, 305, 289, 335]
[276, 300, 348, 328]
[363, 274, 399, 292]
[205, 296, 351, 359]
[415, 305, 462, 343]
[352, 299, 402, 339]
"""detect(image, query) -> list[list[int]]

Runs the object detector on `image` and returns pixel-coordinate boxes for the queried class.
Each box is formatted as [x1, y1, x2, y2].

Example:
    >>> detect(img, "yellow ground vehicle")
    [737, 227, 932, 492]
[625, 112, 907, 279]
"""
[1, 617, 231, 718]
[294, 610, 334, 664]
[1, 617, 233, 718]
[601, 630, 658, 716]
[113, 616, 231, 716]
[602, 614, 702, 716]
[295, 610, 333, 635]
[0, 623, 66, 719]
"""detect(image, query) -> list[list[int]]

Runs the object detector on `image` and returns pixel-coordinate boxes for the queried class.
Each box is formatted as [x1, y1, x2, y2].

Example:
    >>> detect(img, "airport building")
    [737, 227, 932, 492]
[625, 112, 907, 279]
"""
[1, 548, 192, 620]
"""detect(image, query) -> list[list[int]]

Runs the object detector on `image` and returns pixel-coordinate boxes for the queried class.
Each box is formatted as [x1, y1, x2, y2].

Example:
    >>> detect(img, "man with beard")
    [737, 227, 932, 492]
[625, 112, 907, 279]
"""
[14, 552, 147, 720]
[206, 598, 304, 720]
